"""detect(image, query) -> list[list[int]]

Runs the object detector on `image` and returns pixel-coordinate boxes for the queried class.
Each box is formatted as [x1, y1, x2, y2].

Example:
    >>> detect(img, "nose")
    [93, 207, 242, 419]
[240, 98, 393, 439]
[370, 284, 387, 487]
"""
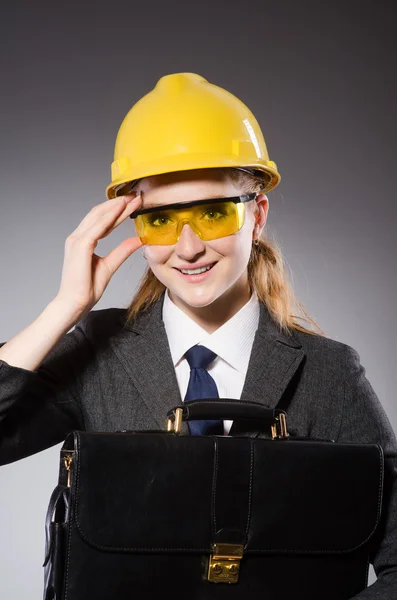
[174, 223, 206, 259]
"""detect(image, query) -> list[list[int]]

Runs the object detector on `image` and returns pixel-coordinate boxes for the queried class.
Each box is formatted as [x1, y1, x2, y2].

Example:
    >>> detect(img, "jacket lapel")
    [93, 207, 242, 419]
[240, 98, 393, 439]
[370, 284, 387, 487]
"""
[109, 296, 184, 431]
[229, 302, 306, 436]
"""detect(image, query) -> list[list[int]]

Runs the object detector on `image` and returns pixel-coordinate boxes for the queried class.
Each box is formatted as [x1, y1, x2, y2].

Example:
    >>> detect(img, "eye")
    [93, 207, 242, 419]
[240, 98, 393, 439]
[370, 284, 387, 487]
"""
[202, 206, 228, 220]
[147, 214, 172, 227]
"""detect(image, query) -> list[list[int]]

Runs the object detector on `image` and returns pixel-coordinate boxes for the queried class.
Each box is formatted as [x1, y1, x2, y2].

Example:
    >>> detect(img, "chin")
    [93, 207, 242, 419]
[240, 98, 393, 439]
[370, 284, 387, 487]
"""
[170, 286, 226, 309]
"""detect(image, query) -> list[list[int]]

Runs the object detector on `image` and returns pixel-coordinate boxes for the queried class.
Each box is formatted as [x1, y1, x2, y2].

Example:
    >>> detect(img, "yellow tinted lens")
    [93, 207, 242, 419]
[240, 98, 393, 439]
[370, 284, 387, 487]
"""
[136, 210, 178, 245]
[191, 201, 243, 240]
[135, 201, 245, 245]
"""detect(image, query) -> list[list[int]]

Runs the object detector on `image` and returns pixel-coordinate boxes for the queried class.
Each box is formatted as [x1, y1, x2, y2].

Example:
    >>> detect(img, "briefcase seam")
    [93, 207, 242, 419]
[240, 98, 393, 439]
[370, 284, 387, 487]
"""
[364, 556, 370, 590]
[63, 432, 78, 600]
[211, 439, 218, 537]
[245, 441, 254, 541]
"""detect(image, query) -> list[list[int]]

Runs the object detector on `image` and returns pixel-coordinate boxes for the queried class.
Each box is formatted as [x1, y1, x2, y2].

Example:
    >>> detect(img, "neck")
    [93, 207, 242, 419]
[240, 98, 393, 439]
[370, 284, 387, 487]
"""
[168, 277, 252, 333]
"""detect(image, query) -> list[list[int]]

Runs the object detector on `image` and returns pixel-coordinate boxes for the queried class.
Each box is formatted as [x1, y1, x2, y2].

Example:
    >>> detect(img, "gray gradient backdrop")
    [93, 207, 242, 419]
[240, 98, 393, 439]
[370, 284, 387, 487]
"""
[1, 1, 396, 597]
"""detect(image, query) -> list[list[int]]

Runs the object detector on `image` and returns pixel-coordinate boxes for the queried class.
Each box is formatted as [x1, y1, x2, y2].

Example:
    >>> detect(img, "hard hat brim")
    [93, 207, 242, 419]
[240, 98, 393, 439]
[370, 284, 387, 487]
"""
[106, 154, 280, 199]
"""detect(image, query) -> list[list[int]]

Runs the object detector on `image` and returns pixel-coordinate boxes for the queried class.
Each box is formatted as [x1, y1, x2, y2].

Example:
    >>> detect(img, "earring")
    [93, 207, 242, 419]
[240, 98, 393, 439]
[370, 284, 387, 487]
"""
[253, 238, 260, 246]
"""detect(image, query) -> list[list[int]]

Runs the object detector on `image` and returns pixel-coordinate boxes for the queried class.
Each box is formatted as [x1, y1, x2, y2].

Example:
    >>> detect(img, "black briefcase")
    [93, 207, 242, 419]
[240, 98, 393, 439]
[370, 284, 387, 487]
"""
[43, 400, 384, 600]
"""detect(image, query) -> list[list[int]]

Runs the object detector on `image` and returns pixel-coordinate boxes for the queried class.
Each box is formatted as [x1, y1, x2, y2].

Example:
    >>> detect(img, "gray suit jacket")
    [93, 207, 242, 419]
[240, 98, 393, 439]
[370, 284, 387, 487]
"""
[1, 294, 396, 598]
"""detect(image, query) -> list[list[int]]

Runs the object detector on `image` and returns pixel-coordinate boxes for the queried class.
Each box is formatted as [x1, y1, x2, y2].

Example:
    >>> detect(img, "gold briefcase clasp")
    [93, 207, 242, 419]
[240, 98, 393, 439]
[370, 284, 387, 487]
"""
[207, 543, 244, 584]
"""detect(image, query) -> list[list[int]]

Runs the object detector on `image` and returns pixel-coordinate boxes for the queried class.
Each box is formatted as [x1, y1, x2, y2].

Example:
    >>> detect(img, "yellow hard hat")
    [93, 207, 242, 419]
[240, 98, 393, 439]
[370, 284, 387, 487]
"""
[106, 72, 281, 199]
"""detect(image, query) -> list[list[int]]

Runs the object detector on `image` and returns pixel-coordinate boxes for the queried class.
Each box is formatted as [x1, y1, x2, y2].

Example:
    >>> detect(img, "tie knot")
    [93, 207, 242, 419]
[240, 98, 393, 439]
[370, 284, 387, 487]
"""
[184, 345, 217, 370]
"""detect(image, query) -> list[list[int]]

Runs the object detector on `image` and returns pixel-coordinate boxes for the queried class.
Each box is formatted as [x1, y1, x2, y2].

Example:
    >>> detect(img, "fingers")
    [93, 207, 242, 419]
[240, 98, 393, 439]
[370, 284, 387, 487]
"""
[100, 194, 142, 238]
[58, 193, 144, 316]
[72, 193, 141, 240]
[72, 197, 125, 237]
[95, 194, 142, 241]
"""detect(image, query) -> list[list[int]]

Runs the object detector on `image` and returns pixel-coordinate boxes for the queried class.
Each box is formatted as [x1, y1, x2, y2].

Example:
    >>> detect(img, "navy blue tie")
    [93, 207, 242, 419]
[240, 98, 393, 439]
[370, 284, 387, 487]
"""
[184, 345, 224, 435]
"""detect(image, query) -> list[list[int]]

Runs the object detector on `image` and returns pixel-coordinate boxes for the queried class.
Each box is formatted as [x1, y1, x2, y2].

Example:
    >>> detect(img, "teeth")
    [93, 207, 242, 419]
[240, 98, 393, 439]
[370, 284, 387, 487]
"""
[180, 264, 213, 275]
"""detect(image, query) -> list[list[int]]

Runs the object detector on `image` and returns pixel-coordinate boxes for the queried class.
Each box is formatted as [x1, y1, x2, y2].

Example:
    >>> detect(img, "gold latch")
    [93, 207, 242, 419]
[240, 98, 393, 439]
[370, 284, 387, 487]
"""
[271, 412, 289, 439]
[64, 454, 73, 488]
[207, 543, 244, 583]
[166, 408, 183, 434]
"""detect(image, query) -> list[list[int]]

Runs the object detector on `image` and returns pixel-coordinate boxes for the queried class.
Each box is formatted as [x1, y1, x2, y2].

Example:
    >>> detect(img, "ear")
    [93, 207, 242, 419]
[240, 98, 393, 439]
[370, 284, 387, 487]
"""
[252, 194, 269, 240]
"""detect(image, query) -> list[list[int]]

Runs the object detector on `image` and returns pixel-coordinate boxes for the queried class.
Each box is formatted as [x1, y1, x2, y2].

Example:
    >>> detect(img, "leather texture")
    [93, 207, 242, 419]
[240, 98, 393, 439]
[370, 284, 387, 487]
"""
[43, 426, 384, 600]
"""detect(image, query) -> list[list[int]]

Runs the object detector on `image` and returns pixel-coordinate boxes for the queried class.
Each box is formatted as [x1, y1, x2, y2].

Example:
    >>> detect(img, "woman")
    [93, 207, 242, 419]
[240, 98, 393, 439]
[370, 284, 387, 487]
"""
[0, 73, 396, 597]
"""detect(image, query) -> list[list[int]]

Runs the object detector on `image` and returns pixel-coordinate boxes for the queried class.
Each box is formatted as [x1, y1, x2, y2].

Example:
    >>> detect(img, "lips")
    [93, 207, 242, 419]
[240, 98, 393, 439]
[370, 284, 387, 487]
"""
[174, 262, 217, 273]
[173, 261, 217, 282]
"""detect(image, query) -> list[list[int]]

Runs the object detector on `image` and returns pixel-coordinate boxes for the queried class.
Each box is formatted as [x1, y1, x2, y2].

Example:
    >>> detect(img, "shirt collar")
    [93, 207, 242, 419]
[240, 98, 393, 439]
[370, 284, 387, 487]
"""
[162, 289, 260, 374]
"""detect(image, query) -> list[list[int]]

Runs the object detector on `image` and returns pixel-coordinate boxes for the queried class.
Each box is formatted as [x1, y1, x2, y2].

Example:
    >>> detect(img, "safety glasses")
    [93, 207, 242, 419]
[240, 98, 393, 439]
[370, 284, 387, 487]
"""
[129, 193, 257, 245]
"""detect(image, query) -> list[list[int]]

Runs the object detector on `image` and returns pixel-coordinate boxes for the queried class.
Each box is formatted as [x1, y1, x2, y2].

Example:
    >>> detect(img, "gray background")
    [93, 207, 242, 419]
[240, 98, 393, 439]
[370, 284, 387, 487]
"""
[0, 0, 396, 596]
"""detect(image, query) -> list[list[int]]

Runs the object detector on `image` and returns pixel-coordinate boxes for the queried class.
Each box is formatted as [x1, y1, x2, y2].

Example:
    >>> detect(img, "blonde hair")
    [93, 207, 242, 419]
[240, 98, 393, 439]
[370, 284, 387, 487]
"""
[124, 167, 326, 337]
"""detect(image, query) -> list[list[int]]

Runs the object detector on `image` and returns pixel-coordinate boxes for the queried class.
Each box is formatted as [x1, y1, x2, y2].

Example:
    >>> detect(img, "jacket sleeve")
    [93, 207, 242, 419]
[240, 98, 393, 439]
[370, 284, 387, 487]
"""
[337, 345, 397, 599]
[0, 317, 91, 466]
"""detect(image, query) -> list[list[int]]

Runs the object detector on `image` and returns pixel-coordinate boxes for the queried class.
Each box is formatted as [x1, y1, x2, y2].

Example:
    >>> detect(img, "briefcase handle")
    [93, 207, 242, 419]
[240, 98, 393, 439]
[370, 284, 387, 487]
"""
[166, 399, 289, 438]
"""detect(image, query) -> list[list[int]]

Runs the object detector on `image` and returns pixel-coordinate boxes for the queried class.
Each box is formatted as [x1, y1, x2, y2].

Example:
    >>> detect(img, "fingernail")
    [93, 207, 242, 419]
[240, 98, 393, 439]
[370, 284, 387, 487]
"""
[127, 193, 140, 203]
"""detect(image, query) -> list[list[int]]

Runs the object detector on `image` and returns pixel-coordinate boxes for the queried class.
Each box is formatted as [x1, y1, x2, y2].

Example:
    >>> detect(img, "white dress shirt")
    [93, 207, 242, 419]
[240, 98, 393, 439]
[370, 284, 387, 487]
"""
[162, 289, 260, 434]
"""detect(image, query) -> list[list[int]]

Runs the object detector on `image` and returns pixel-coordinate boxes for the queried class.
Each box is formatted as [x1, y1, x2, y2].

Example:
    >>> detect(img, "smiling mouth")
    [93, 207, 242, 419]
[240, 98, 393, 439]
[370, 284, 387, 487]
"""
[176, 262, 217, 275]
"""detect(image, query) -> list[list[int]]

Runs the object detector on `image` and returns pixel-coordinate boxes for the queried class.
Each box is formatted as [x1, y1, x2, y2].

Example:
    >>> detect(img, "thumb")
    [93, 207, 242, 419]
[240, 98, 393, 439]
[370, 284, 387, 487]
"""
[102, 237, 144, 276]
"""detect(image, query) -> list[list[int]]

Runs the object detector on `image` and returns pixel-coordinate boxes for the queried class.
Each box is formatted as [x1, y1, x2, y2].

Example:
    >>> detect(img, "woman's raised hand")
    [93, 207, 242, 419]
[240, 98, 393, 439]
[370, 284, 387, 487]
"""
[56, 193, 143, 316]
